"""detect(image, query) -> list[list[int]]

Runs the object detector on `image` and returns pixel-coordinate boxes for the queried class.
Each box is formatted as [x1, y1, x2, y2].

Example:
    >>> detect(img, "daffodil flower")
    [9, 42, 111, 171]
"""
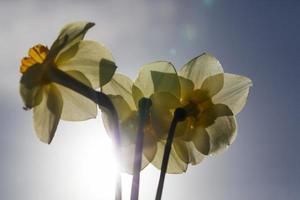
[102, 61, 181, 174]
[144, 53, 252, 173]
[103, 53, 252, 175]
[19, 21, 116, 144]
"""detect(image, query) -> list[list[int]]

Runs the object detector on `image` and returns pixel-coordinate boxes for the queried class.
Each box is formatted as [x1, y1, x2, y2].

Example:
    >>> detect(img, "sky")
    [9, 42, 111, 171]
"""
[0, 0, 299, 199]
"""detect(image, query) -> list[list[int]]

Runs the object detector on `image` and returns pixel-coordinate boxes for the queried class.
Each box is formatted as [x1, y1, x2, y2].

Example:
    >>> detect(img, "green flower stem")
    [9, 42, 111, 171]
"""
[155, 108, 186, 200]
[49, 67, 122, 200]
[130, 98, 152, 200]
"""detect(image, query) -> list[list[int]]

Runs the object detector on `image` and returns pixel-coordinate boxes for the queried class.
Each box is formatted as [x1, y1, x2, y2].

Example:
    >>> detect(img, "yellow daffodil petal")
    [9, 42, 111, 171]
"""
[196, 103, 233, 127]
[212, 73, 252, 114]
[151, 140, 188, 174]
[178, 76, 194, 103]
[132, 84, 144, 108]
[51, 21, 95, 55]
[190, 127, 210, 155]
[102, 95, 138, 146]
[179, 53, 224, 89]
[173, 140, 205, 165]
[20, 63, 46, 108]
[33, 84, 63, 144]
[143, 131, 158, 163]
[134, 61, 180, 99]
[119, 144, 150, 174]
[150, 92, 181, 139]
[102, 73, 136, 110]
[54, 70, 97, 121]
[56, 40, 116, 88]
[200, 73, 224, 97]
[206, 116, 237, 154]
[185, 141, 205, 166]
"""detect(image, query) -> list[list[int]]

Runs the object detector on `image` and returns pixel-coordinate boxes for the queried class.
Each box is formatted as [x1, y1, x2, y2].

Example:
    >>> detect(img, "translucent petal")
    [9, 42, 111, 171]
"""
[143, 130, 158, 163]
[200, 73, 224, 97]
[178, 76, 194, 102]
[56, 40, 116, 88]
[196, 103, 233, 127]
[33, 84, 63, 144]
[150, 92, 181, 139]
[190, 127, 210, 155]
[212, 73, 252, 114]
[179, 53, 224, 89]
[119, 144, 150, 174]
[134, 61, 180, 99]
[51, 21, 95, 56]
[151, 140, 188, 174]
[132, 84, 144, 108]
[173, 140, 189, 163]
[54, 70, 97, 121]
[102, 95, 138, 146]
[19, 63, 45, 108]
[102, 73, 136, 110]
[206, 116, 237, 154]
[174, 140, 205, 165]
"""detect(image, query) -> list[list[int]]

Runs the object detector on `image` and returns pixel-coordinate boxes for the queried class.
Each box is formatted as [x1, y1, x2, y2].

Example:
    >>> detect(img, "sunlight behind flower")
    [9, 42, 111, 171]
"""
[47, 114, 121, 199]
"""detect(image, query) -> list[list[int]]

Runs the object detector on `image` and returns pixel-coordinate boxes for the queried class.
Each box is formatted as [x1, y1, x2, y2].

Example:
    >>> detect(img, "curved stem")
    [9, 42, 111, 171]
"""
[130, 98, 152, 200]
[49, 67, 122, 200]
[155, 108, 186, 200]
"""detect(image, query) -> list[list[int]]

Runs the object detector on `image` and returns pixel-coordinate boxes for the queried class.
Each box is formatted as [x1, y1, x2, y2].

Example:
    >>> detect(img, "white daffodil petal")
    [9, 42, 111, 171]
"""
[33, 85, 63, 144]
[212, 73, 252, 114]
[54, 70, 97, 121]
[56, 40, 115, 88]
[54, 21, 95, 54]
[102, 73, 136, 110]
[179, 53, 224, 89]
[206, 116, 237, 154]
[201, 73, 224, 97]
[151, 140, 188, 174]
[134, 61, 180, 99]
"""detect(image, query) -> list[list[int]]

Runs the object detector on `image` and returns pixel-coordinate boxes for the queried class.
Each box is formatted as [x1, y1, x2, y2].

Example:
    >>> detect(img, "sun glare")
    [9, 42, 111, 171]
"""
[56, 113, 122, 199]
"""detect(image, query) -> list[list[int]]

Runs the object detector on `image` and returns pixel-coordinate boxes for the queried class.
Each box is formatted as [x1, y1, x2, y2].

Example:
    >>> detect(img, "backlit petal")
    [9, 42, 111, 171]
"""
[174, 140, 205, 165]
[196, 103, 233, 127]
[54, 70, 97, 121]
[200, 73, 224, 97]
[51, 21, 95, 56]
[179, 53, 224, 89]
[190, 127, 210, 155]
[134, 61, 180, 99]
[119, 144, 150, 174]
[19, 63, 45, 108]
[178, 76, 194, 102]
[151, 140, 188, 174]
[206, 116, 237, 154]
[33, 84, 63, 144]
[102, 73, 136, 110]
[212, 73, 252, 114]
[102, 95, 138, 146]
[56, 40, 116, 88]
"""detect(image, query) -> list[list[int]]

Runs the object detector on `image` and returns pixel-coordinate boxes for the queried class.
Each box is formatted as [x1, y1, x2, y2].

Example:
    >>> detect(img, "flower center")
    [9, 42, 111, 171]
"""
[182, 89, 213, 117]
[20, 44, 49, 73]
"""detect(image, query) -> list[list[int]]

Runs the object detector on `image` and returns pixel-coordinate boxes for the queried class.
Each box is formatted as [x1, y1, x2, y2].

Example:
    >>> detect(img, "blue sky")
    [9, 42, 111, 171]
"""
[0, 0, 299, 199]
